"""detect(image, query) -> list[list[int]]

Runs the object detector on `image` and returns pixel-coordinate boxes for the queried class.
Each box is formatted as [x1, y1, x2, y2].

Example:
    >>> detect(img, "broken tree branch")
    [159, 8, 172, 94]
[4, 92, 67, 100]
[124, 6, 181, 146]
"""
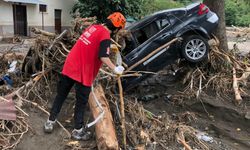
[126, 38, 179, 72]
[117, 76, 126, 148]
[31, 27, 56, 37]
[232, 67, 243, 105]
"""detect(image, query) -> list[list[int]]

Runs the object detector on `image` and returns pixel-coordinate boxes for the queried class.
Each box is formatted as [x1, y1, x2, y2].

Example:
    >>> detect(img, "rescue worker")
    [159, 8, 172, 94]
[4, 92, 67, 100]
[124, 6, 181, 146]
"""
[44, 12, 126, 140]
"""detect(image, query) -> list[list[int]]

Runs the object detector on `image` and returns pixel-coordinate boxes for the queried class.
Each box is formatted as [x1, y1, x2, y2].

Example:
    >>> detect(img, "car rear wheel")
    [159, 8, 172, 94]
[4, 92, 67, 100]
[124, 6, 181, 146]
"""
[181, 35, 209, 63]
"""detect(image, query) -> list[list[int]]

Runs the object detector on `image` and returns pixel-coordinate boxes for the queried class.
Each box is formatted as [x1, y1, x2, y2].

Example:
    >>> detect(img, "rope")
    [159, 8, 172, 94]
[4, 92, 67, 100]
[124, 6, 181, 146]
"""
[86, 86, 105, 128]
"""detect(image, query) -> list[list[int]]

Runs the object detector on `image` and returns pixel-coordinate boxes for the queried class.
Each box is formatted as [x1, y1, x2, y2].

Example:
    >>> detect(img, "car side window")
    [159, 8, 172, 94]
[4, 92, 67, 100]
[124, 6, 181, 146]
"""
[156, 18, 170, 30]
[133, 22, 160, 45]
[127, 16, 171, 52]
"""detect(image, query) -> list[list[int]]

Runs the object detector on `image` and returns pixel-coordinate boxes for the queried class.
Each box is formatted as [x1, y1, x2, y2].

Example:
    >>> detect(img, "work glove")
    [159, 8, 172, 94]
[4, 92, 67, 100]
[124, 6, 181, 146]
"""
[114, 66, 125, 75]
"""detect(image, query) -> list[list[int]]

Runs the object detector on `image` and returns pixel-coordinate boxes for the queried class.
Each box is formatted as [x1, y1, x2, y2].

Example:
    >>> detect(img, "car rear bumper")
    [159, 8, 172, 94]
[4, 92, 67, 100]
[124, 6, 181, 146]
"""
[207, 12, 219, 24]
[201, 12, 219, 35]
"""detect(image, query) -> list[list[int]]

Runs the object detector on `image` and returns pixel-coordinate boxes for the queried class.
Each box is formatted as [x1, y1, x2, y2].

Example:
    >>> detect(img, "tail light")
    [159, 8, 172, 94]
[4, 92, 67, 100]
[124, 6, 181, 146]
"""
[198, 3, 209, 15]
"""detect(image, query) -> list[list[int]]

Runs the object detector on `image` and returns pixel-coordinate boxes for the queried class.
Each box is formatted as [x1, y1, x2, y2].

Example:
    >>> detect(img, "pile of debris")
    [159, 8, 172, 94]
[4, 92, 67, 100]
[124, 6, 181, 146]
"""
[0, 17, 250, 150]
[174, 37, 250, 105]
[0, 51, 28, 150]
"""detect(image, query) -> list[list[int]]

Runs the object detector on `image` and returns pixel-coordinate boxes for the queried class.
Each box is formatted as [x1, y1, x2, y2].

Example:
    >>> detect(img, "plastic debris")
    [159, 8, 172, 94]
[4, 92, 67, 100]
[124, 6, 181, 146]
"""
[0, 74, 13, 89]
[196, 132, 214, 143]
[8, 60, 18, 73]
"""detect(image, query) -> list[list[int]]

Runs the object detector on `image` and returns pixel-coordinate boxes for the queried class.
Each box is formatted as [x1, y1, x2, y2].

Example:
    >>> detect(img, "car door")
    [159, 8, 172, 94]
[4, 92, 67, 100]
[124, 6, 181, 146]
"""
[125, 14, 176, 72]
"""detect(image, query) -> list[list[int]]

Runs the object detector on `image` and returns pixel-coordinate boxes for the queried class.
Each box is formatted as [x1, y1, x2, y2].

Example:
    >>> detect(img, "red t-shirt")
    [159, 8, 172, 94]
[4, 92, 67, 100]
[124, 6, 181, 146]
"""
[62, 25, 110, 86]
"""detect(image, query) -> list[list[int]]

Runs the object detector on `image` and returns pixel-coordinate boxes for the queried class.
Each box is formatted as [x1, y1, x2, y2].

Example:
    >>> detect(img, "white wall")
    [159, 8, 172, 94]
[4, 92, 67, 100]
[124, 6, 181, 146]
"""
[0, 0, 14, 37]
[0, 1, 13, 26]
[27, 0, 77, 27]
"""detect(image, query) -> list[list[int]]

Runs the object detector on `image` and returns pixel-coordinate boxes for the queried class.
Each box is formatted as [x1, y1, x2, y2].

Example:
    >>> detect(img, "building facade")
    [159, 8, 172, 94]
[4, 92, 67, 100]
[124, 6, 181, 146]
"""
[0, 0, 77, 39]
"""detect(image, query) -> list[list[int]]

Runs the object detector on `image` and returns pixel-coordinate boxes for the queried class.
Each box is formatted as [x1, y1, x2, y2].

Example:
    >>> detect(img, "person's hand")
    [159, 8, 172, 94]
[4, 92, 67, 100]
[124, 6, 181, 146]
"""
[114, 65, 125, 75]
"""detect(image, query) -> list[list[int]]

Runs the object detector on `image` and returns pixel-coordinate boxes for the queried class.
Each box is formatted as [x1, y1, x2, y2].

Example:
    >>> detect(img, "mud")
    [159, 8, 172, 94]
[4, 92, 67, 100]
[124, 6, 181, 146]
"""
[133, 71, 250, 150]
[15, 92, 97, 150]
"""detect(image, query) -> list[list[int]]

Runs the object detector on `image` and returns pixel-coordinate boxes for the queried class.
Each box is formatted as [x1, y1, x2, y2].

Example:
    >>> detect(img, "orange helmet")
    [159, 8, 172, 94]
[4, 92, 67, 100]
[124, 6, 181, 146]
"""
[107, 12, 126, 29]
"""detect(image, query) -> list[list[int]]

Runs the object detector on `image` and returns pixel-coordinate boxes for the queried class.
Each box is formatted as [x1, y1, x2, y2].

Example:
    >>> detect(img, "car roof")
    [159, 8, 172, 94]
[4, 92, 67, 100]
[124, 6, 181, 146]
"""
[153, 2, 200, 14]
[126, 2, 201, 30]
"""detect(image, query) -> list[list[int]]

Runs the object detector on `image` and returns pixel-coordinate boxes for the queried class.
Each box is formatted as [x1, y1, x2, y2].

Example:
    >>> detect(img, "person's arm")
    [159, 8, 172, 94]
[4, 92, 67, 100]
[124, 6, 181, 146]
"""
[98, 39, 114, 69]
[100, 57, 116, 70]
[99, 39, 124, 74]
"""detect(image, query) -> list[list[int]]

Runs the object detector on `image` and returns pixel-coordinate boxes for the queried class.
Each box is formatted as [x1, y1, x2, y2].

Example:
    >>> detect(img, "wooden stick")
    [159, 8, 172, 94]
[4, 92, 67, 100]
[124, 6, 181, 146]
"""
[178, 138, 192, 150]
[58, 42, 70, 53]
[100, 69, 141, 77]
[18, 96, 71, 138]
[126, 38, 179, 72]
[0, 96, 9, 102]
[232, 67, 243, 105]
[111, 38, 122, 48]
[46, 30, 68, 54]
[121, 73, 142, 78]
[238, 67, 250, 81]
[15, 106, 29, 117]
[0, 96, 28, 117]
[122, 62, 128, 68]
[117, 76, 126, 148]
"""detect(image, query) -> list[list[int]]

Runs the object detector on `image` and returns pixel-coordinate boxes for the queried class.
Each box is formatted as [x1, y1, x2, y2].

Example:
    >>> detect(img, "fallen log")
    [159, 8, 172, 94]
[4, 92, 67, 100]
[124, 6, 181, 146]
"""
[31, 27, 56, 37]
[89, 85, 119, 150]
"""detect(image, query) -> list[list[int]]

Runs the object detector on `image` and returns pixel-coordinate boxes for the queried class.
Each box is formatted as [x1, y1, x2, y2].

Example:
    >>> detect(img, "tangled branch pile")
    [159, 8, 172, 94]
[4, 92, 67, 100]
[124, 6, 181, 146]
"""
[0, 108, 28, 150]
[175, 37, 250, 105]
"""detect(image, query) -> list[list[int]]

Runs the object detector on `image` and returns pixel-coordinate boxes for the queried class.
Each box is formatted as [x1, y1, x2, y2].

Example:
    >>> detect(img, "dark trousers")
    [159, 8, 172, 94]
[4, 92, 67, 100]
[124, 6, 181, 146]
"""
[49, 74, 91, 129]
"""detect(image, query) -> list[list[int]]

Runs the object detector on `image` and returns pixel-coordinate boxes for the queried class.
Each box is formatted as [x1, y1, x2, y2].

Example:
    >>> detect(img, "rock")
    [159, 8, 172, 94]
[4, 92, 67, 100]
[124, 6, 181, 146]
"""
[245, 112, 250, 120]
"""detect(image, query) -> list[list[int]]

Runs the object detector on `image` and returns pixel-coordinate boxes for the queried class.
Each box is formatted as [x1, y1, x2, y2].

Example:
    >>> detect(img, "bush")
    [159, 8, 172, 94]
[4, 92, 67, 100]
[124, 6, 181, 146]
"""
[225, 0, 250, 27]
[71, 0, 184, 22]
[71, 0, 152, 22]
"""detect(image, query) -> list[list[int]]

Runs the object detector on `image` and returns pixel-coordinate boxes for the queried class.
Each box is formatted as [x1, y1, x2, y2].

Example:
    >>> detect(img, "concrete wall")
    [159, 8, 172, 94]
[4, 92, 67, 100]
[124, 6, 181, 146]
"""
[27, 0, 76, 28]
[0, 1, 14, 38]
[0, 0, 77, 38]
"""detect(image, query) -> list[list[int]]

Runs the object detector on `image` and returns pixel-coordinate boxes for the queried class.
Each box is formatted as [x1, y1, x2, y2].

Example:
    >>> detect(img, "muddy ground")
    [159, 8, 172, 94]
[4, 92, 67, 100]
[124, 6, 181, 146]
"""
[14, 70, 250, 150]
[134, 72, 250, 150]
[1, 29, 249, 150]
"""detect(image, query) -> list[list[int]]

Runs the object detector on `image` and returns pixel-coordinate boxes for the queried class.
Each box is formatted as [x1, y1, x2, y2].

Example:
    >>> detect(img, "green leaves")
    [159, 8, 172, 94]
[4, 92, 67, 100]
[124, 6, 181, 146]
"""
[71, 0, 185, 22]
[225, 0, 250, 26]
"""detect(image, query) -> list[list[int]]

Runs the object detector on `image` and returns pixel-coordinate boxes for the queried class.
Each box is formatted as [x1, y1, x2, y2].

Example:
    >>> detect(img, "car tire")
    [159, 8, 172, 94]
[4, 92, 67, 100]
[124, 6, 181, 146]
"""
[181, 35, 209, 63]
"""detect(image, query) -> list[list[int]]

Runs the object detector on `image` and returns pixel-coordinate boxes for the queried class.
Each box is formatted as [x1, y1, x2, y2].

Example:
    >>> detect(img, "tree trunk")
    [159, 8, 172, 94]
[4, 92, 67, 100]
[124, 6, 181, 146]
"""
[88, 85, 119, 150]
[204, 0, 228, 51]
